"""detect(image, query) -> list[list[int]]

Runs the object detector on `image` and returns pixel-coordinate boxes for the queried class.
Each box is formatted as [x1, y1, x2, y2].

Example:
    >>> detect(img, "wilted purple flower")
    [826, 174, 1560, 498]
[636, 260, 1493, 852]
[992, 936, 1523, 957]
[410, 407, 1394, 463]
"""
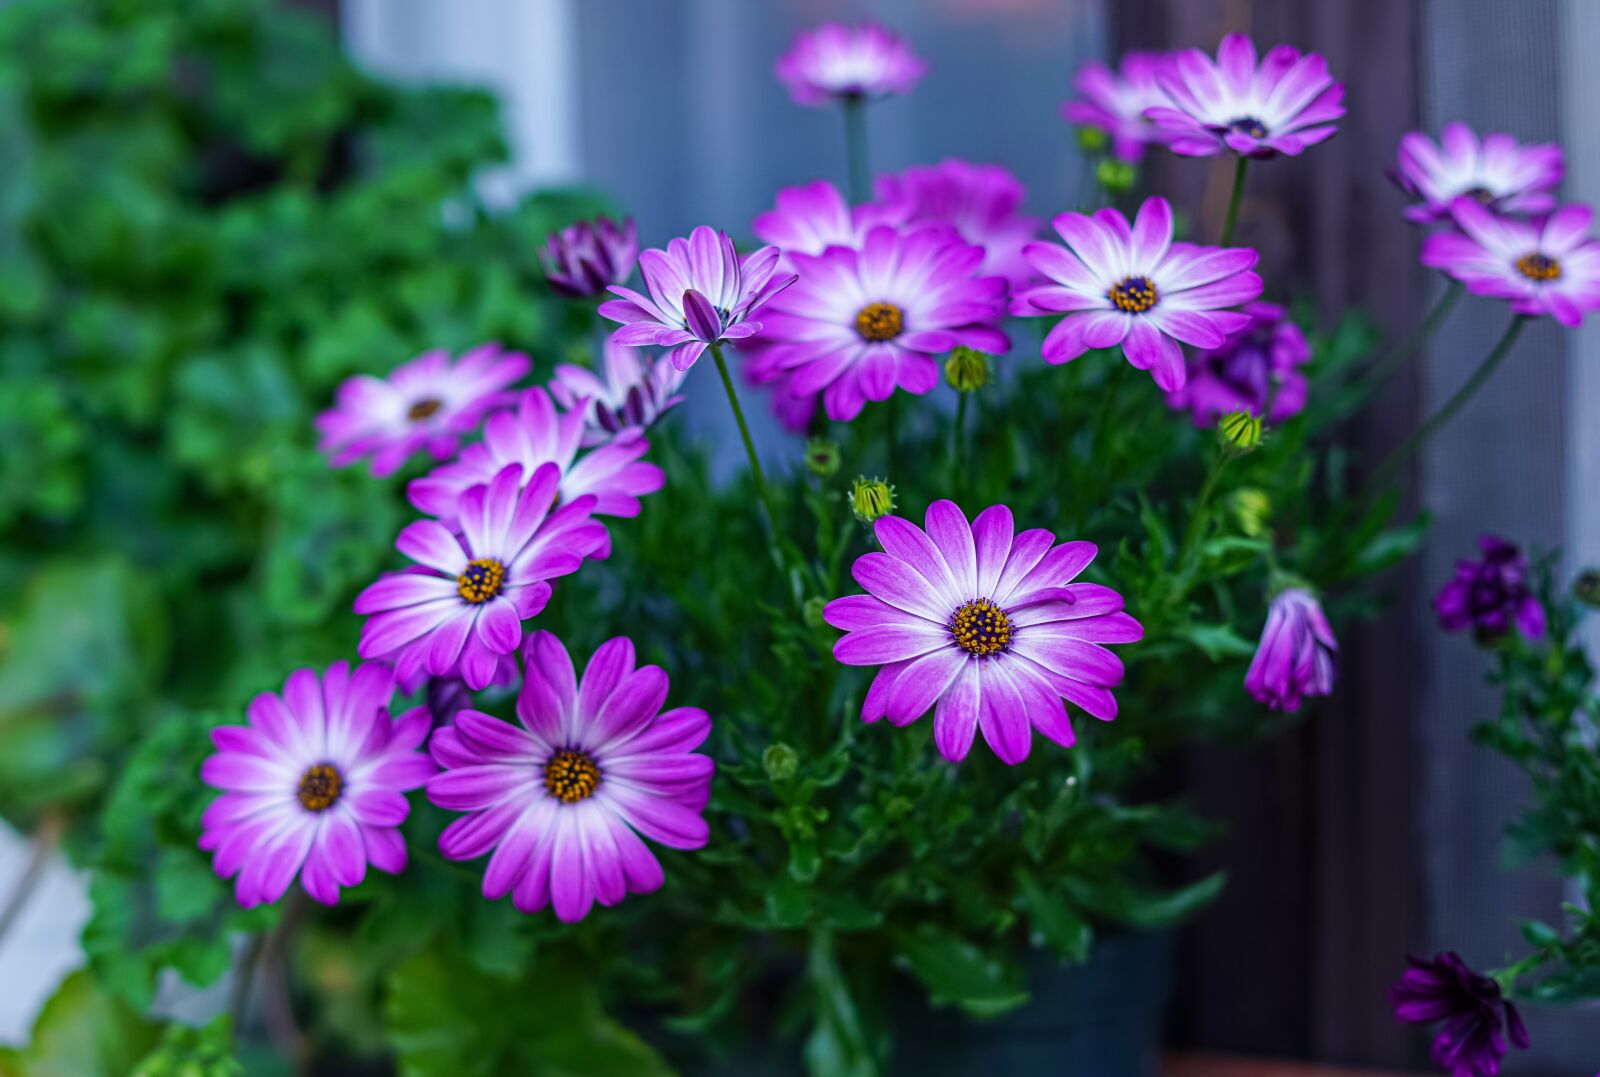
[775, 22, 928, 107]
[1060, 52, 1176, 163]
[356, 463, 606, 690]
[824, 501, 1143, 764]
[1389, 952, 1529, 1077]
[408, 387, 664, 551]
[1012, 196, 1262, 391]
[760, 225, 1010, 422]
[316, 344, 529, 479]
[1394, 124, 1563, 226]
[1421, 199, 1600, 326]
[874, 159, 1042, 289]
[1435, 534, 1546, 642]
[600, 226, 796, 372]
[199, 663, 435, 907]
[1147, 34, 1344, 159]
[1245, 588, 1337, 711]
[539, 216, 638, 299]
[1164, 302, 1311, 425]
[427, 631, 713, 922]
[549, 339, 686, 448]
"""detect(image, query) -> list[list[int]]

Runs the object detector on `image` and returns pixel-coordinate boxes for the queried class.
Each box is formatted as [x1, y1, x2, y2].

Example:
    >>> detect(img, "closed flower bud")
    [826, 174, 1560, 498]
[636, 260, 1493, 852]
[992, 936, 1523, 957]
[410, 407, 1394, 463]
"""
[802, 595, 828, 629]
[1574, 568, 1600, 608]
[1076, 126, 1109, 153]
[763, 743, 800, 783]
[805, 438, 841, 477]
[1229, 487, 1272, 537]
[1218, 409, 1263, 451]
[849, 476, 895, 524]
[1096, 158, 1136, 193]
[944, 346, 990, 392]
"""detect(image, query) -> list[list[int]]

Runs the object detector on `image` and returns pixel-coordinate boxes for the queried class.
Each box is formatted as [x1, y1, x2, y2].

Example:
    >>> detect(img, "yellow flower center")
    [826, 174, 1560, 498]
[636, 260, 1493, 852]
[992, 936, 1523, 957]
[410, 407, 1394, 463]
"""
[456, 558, 506, 604]
[544, 749, 602, 803]
[855, 302, 904, 341]
[1514, 252, 1561, 281]
[1109, 275, 1158, 313]
[949, 598, 1013, 657]
[297, 763, 343, 812]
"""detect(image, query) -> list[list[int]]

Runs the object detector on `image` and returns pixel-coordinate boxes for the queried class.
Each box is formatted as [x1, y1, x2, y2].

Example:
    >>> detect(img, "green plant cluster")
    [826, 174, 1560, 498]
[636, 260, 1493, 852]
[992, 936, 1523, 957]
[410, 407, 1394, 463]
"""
[0, 1, 1431, 1074]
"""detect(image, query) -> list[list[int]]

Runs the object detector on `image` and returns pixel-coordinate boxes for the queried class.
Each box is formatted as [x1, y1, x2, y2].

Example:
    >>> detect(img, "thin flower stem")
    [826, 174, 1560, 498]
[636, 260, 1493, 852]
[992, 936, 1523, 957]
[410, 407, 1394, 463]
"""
[951, 392, 969, 496]
[842, 95, 870, 203]
[1361, 315, 1528, 501]
[1178, 447, 1237, 573]
[1358, 280, 1464, 386]
[709, 344, 786, 568]
[1219, 156, 1249, 246]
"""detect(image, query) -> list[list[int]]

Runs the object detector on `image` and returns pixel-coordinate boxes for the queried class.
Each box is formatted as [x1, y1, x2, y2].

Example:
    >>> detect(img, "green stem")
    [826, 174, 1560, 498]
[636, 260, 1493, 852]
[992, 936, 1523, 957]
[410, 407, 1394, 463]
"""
[842, 96, 870, 203]
[1361, 315, 1527, 501]
[1358, 280, 1464, 386]
[710, 344, 786, 566]
[951, 392, 969, 501]
[1219, 156, 1249, 246]
[1178, 447, 1236, 572]
[885, 394, 898, 478]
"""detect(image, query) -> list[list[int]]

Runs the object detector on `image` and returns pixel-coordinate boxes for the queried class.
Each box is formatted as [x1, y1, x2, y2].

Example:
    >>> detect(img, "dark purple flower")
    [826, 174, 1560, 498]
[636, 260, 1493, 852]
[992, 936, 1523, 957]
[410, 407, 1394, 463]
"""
[1245, 587, 1337, 711]
[539, 216, 638, 299]
[1390, 952, 1530, 1077]
[1164, 301, 1311, 425]
[1434, 534, 1546, 641]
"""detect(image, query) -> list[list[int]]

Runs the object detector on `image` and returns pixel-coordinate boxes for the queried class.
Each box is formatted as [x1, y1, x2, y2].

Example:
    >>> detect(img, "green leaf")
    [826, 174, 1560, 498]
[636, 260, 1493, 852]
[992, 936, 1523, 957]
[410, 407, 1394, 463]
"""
[1014, 868, 1092, 963]
[0, 969, 160, 1077]
[1063, 871, 1227, 931]
[891, 925, 1029, 1018]
[130, 1016, 243, 1077]
[1173, 622, 1257, 661]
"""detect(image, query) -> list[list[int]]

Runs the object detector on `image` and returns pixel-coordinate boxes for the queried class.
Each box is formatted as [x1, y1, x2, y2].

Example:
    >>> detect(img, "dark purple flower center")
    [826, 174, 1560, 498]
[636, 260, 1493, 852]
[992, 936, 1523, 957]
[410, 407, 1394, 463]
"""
[949, 598, 1013, 657]
[855, 302, 904, 341]
[544, 748, 601, 803]
[1514, 252, 1561, 281]
[297, 763, 343, 812]
[1109, 275, 1159, 314]
[408, 397, 443, 422]
[1227, 116, 1269, 139]
[456, 558, 506, 604]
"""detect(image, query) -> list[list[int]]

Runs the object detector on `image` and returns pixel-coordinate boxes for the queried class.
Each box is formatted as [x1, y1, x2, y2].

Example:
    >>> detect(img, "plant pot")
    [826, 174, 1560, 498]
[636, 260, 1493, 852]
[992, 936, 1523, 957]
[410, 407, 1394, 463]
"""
[890, 931, 1175, 1077]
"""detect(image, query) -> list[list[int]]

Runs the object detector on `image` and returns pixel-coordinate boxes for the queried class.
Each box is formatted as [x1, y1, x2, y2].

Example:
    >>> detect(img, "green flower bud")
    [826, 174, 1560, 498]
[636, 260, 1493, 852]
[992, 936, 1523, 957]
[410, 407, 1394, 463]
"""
[1096, 158, 1136, 193]
[1218, 409, 1263, 452]
[944, 346, 990, 392]
[763, 742, 799, 783]
[802, 595, 827, 629]
[1228, 487, 1272, 538]
[1574, 568, 1600, 608]
[849, 476, 895, 524]
[1076, 126, 1109, 153]
[804, 437, 841, 477]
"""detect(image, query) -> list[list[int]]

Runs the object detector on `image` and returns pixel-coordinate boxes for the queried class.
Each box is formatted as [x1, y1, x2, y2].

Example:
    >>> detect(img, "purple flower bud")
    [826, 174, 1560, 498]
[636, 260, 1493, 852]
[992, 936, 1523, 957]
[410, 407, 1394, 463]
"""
[681, 287, 724, 343]
[1434, 534, 1546, 642]
[539, 216, 638, 299]
[1245, 587, 1337, 711]
[1389, 952, 1529, 1077]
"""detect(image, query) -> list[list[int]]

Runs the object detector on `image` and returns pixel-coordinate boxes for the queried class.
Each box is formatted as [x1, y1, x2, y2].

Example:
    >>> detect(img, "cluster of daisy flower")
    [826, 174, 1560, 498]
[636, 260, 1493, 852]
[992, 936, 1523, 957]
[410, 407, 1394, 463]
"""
[197, 26, 1596, 1062]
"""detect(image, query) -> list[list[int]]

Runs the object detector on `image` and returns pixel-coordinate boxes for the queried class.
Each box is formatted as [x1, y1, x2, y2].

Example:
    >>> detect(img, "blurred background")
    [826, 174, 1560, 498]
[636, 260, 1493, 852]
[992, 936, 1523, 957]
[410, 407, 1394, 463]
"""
[1, 0, 1594, 1072]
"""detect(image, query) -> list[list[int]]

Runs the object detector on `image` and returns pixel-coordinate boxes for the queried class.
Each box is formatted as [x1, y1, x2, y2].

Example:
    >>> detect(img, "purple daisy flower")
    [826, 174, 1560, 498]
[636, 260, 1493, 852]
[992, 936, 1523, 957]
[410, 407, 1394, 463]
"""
[356, 462, 606, 691]
[1244, 588, 1337, 711]
[1013, 196, 1262, 391]
[760, 225, 1010, 422]
[824, 501, 1143, 765]
[1434, 534, 1546, 642]
[407, 387, 664, 552]
[874, 159, 1042, 289]
[1390, 952, 1530, 1077]
[774, 21, 928, 107]
[743, 345, 819, 434]
[549, 339, 686, 448]
[752, 178, 907, 256]
[426, 631, 713, 922]
[1060, 52, 1176, 163]
[315, 343, 529, 479]
[1146, 34, 1344, 159]
[1393, 124, 1564, 225]
[539, 215, 638, 299]
[599, 226, 796, 372]
[1164, 301, 1311, 425]
[199, 662, 435, 908]
[1421, 198, 1600, 326]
